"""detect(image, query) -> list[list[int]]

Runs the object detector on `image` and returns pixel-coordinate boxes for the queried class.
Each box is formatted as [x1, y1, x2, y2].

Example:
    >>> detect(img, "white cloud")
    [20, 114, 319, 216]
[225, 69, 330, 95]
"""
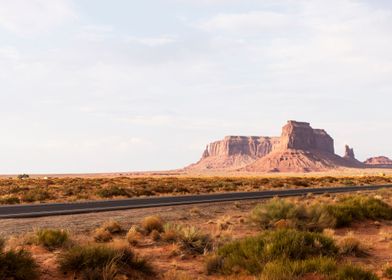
[197, 11, 292, 32]
[0, 0, 76, 35]
[126, 35, 177, 46]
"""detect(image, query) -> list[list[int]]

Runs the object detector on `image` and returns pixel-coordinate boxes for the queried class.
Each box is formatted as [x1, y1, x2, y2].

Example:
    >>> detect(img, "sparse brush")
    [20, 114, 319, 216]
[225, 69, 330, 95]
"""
[259, 257, 376, 280]
[339, 237, 369, 257]
[58, 244, 153, 279]
[327, 196, 392, 227]
[94, 228, 112, 243]
[335, 264, 379, 280]
[178, 226, 212, 255]
[126, 227, 143, 246]
[34, 228, 69, 250]
[162, 223, 182, 243]
[205, 255, 223, 275]
[215, 229, 338, 275]
[101, 221, 122, 234]
[0, 249, 40, 280]
[141, 216, 163, 234]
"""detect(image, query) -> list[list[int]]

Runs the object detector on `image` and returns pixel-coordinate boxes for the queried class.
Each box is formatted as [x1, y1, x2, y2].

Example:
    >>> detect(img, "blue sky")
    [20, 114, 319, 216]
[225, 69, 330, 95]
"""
[0, 0, 391, 173]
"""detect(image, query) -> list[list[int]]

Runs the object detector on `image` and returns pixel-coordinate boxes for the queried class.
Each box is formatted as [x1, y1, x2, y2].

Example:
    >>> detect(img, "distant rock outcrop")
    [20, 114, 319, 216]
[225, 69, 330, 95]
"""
[343, 145, 355, 160]
[364, 156, 392, 167]
[187, 120, 366, 172]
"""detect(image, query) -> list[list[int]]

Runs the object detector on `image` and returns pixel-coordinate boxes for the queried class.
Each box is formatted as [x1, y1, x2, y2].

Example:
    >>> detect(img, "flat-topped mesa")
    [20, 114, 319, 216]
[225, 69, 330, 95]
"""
[187, 120, 366, 172]
[278, 121, 334, 154]
[203, 136, 280, 158]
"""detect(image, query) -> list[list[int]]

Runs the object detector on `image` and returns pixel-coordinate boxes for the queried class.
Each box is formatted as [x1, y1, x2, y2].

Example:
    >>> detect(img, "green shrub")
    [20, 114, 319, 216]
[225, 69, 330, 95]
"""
[327, 196, 392, 227]
[249, 198, 301, 229]
[215, 229, 337, 275]
[35, 228, 69, 250]
[335, 264, 378, 280]
[162, 223, 182, 243]
[59, 244, 152, 279]
[338, 237, 369, 257]
[96, 186, 129, 198]
[259, 258, 377, 280]
[0, 249, 39, 280]
[178, 226, 212, 255]
[0, 196, 20, 205]
[251, 196, 392, 231]
[260, 257, 337, 280]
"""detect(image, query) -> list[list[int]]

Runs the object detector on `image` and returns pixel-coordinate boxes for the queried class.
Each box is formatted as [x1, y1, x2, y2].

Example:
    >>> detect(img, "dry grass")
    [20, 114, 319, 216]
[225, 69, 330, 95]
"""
[1, 175, 391, 204]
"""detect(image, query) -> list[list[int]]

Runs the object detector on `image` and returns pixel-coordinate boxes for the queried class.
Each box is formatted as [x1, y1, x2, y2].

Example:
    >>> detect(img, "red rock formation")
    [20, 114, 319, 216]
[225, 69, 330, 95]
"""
[364, 156, 392, 167]
[343, 145, 355, 160]
[188, 136, 280, 170]
[187, 120, 365, 172]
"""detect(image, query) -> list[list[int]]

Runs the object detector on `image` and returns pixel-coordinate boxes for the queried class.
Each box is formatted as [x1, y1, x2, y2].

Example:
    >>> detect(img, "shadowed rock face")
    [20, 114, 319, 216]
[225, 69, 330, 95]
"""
[278, 121, 334, 153]
[344, 145, 356, 160]
[187, 120, 348, 171]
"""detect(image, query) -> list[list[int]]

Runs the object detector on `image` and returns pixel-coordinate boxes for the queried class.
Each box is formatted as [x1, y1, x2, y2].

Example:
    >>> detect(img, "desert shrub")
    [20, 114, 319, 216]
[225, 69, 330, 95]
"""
[249, 198, 302, 229]
[178, 226, 212, 255]
[94, 228, 112, 243]
[215, 229, 337, 275]
[35, 228, 69, 250]
[0, 249, 39, 280]
[96, 186, 129, 198]
[0, 196, 20, 204]
[141, 216, 163, 234]
[162, 223, 182, 243]
[327, 196, 392, 227]
[100, 220, 122, 234]
[259, 258, 377, 280]
[126, 226, 143, 246]
[335, 264, 378, 280]
[251, 196, 392, 231]
[21, 188, 51, 202]
[259, 257, 337, 280]
[250, 198, 336, 231]
[384, 266, 392, 278]
[205, 255, 224, 275]
[338, 237, 369, 257]
[59, 244, 152, 279]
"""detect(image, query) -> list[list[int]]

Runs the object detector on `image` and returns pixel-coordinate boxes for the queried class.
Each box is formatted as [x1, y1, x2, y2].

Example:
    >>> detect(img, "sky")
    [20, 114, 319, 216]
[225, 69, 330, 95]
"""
[0, 0, 391, 174]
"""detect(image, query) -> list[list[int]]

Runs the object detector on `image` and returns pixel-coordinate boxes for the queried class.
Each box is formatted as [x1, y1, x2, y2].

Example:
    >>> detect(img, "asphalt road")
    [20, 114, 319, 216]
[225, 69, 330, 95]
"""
[1, 184, 391, 219]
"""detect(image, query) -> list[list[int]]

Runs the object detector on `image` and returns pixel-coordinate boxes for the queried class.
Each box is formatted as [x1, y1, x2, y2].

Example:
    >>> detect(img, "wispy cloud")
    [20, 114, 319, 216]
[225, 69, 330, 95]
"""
[126, 35, 177, 47]
[0, 0, 76, 35]
[197, 11, 292, 33]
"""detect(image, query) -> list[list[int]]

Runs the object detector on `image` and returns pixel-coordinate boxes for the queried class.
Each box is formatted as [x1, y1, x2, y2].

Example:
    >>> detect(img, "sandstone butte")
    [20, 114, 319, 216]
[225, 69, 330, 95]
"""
[186, 120, 390, 172]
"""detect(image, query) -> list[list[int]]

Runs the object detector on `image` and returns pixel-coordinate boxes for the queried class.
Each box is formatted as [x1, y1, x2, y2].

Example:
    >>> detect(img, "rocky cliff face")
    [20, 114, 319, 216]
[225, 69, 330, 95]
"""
[364, 156, 392, 167]
[188, 121, 344, 171]
[187, 120, 365, 172]
[343, 145, 355, 160]
[277, 121, 334, 153]
[205, 136, 281, 158]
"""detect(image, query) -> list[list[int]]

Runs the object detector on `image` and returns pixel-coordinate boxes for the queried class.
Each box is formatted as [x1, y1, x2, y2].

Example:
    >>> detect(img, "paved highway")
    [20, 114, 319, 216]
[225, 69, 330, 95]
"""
[1, 184, 391, 219]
